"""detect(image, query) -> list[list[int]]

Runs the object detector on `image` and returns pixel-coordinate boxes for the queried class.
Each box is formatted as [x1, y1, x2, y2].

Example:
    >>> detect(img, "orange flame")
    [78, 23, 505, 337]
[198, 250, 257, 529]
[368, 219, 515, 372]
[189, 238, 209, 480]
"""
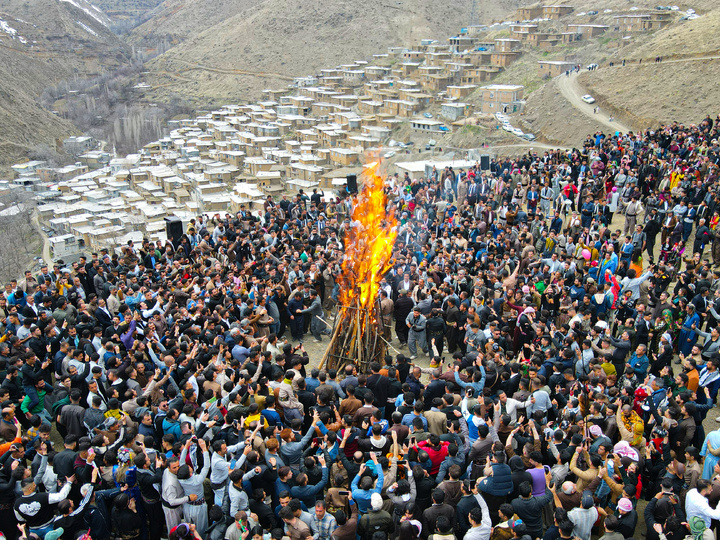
[339, 163, 398, 311]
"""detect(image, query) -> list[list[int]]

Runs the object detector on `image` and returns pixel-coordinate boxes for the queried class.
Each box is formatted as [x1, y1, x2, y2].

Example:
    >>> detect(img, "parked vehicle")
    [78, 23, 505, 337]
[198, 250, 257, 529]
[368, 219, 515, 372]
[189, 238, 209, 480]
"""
[423, 112, 433, 118]
[581, 94, 596, 104]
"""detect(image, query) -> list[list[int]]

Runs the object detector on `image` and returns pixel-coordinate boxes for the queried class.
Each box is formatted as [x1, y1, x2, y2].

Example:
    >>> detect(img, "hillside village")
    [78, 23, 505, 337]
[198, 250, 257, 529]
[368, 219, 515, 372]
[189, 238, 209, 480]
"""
[2, 2, 688, 263]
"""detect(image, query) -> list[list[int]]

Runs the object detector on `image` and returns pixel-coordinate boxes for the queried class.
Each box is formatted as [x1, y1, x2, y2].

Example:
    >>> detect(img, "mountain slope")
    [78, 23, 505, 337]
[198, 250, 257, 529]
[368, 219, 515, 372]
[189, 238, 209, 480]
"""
[130, 0, 262, 43]
[0, 0, 132, 171]
[138, 0, 527, 104]
[576, 9, 720, 129]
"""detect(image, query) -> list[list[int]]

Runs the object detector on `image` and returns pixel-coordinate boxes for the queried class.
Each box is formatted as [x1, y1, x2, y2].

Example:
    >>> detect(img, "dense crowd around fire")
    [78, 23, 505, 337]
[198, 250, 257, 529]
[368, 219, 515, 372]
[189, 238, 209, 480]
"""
[4, 117, 720, 540]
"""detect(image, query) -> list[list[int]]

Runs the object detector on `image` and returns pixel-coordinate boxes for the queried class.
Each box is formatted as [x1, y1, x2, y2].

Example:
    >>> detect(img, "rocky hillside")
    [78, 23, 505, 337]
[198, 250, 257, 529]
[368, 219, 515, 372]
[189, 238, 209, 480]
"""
[135, 0, 528, 104]
[0, 0, 132, 171]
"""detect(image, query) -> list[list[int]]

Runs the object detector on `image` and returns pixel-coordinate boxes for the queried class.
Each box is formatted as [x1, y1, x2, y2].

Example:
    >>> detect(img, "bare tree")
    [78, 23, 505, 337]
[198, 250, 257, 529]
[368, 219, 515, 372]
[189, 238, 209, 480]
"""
[0, 191, 39, 283]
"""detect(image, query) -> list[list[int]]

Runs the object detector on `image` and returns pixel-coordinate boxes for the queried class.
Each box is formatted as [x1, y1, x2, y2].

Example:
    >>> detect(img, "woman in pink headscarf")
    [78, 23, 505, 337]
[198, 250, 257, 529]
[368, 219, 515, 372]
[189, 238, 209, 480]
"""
[513, 305, 537, 353]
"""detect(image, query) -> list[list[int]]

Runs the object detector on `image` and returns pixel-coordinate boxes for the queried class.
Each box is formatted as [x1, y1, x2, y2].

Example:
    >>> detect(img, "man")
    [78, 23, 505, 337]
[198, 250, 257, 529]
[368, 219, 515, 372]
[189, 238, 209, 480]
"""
[422, 489, 456, 538]
[350, 453, 383, 514]
[278, 370, 304, 422]
[301, 290, 330, 343]
[21, 353, 50, 418]
[210, 440, 241, 507]
[568, 491, 603, 540]
[406, 307, 427, 360]
[14, 475, 72, 538]
[357, 494, 393, 540]
[685, 479, 720, 526]
[310, 500, 337, 540]
[290, 454, 329, 508]
[511, 477, 553, 540]
[135, 453, 165, 540]
[627, 345, 649, 379]
[177, 438, 211, 536]
[380, 291, 394, 342]
[57, 390, 86, 438]
[280, 505, 312, 540]
[162, 456, 193, 532]
[394, 289, 414, 346]
[366, 362, 390, 417]
[463, 503, 492, 540]
[624, 196, 642, 235]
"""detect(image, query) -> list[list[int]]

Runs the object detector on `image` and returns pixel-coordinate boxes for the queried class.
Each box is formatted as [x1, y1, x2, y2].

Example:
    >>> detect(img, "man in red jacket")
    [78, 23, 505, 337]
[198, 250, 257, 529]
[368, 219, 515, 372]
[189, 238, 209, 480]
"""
[417, 434, 449, 475]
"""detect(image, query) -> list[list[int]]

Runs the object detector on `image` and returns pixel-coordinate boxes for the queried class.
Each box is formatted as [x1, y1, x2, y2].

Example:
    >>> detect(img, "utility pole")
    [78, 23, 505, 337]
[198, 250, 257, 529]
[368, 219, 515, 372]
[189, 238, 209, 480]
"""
[469, 0, 477, 28]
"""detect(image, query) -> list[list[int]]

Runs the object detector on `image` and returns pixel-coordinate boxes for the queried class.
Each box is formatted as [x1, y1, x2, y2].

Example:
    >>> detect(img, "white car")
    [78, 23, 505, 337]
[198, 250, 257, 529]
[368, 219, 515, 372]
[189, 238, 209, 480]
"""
[502, 124, 513, 132]
[512, 128, 524, 137]
[587, 63, 598, 70]
[581, 94, 596, 104]
[495, 112, 509, 122]
[383, 151, 396, 158]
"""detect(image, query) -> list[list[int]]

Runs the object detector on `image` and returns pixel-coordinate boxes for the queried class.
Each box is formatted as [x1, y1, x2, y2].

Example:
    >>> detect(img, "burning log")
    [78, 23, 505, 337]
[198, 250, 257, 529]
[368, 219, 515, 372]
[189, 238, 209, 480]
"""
[319, 164, 397, 373]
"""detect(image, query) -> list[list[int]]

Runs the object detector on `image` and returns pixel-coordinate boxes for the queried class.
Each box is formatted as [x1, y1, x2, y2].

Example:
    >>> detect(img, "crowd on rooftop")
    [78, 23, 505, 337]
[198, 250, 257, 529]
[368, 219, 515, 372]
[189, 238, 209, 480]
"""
[3, 116, 720, 540]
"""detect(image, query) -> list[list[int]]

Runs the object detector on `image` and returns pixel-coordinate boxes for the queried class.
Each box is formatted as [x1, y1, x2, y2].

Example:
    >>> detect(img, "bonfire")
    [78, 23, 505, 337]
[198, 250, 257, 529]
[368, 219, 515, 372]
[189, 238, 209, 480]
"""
[320, 163, 398, 372]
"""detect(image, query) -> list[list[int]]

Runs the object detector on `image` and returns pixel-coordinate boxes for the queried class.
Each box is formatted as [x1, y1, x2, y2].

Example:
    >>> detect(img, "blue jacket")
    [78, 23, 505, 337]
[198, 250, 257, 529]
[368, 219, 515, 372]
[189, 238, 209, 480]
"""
[351, 468, 384, 513]
[290, 466, 328, 508]
[628, 353, 649, 378]
[162, 418, 182, 441]
[478, 463, 513, 496]
[454, 367, 486, 393]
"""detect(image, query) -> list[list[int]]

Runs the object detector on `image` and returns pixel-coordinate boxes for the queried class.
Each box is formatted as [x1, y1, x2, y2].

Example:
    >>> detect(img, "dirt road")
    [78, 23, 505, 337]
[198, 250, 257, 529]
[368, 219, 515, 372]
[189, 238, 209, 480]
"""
[32, 210, 52, 264]
[555, 71, 632, 134]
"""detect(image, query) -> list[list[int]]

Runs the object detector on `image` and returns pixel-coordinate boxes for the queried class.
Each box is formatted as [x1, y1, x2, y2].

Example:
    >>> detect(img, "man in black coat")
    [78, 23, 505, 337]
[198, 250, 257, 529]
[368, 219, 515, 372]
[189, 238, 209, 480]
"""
[366, 363, 389, 415]
[643, 210, 662, 262]
[421, 489, 456, 538]
[394, 290, 414, 346]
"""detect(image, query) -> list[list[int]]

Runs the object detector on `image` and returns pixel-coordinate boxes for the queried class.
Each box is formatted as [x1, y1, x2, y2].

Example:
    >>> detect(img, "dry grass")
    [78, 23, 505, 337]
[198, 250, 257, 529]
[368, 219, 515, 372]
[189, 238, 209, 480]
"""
[0, 1, 126, 171]
[138, 0, 536, 102]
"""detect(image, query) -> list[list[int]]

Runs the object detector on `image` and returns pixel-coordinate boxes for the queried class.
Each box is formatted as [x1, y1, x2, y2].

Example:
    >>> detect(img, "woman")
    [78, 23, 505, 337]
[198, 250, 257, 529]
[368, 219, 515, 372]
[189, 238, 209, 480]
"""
[651, 310, 681, 354]
[390, 478, 418, 532]
[398, 519, 422, 540]
[508, 455, 532, 500]
[111, 493, 145, 540]
[513, 306, 537, 353]
[169, 523, 203, 540]
[678, 304, 701, 356]
[700, 428, 720, 479]
[644, 494, 684, 540]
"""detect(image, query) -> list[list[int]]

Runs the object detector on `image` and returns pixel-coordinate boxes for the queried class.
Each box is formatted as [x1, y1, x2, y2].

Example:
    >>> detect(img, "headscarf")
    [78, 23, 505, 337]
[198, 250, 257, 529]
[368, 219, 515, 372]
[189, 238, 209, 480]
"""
[517, 306, 535, 325]
[689, 515, 707, 540]
[509, 455, 526, 473]
[662, 308, 676, 331]
[654, 498, 675, 522]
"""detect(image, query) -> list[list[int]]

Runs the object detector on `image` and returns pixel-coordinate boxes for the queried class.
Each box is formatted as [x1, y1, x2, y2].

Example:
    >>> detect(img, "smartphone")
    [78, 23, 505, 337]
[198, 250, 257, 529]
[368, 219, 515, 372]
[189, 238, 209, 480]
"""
[312, 438, 320, 445]
[397, 460, 407, 465]
[338, 490, 350, 496]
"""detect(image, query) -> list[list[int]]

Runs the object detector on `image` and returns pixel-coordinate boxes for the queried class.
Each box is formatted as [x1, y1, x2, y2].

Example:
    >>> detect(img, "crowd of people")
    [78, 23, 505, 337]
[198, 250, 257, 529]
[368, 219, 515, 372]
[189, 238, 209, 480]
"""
[2, 116, 720, 540]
